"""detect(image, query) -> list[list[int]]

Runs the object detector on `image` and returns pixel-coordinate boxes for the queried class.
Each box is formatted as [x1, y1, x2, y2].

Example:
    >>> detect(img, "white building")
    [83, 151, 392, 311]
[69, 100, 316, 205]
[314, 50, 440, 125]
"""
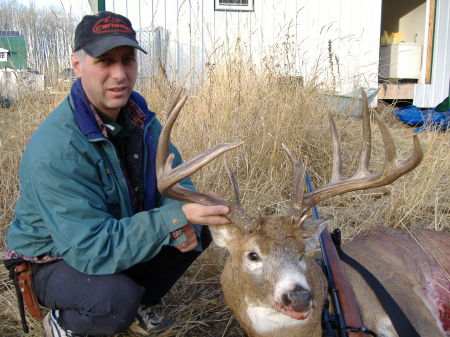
[0, 48, 8, 62]
[90, 0, 449, 108]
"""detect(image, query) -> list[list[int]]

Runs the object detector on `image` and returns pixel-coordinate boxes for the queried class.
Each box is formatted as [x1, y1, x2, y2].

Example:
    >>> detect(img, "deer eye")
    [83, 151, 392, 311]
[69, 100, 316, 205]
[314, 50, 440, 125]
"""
[247, 252, 261, 261]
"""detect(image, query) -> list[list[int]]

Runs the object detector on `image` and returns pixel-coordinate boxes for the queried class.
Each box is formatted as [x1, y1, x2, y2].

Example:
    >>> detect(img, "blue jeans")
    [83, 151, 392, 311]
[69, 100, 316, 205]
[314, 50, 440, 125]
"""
[32, 228, 211, 336]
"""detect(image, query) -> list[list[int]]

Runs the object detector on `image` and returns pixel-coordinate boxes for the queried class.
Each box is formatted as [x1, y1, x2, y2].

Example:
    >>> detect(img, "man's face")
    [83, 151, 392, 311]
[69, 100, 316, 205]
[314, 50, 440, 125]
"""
[71, 46, 138, 119]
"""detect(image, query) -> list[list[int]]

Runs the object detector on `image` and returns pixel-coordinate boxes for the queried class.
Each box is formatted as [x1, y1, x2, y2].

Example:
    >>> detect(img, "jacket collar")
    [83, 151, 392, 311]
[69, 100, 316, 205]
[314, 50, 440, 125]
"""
[69, 79, 155, 140]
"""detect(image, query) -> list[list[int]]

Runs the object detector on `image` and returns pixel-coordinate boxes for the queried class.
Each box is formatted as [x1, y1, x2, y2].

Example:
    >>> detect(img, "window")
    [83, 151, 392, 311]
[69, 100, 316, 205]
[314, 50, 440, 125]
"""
[215, 0, 254, 12]
[0, 48, 8, 62]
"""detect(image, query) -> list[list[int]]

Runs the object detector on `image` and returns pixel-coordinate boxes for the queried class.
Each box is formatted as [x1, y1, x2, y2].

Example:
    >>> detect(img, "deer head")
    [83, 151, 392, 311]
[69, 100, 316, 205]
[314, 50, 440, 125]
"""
[156, 89, 423, 336]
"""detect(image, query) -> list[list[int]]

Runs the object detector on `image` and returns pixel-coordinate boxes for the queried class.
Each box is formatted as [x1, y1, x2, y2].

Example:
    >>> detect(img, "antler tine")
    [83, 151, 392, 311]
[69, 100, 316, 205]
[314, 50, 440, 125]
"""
[166, 87, 184, 118]
[328, 113, 343, 183]
[156, 93, 243, 206]
[354, 89, 372, 178]
[224, 157, 255, 229]
[281, 144, 306, 210]
[299, 88, 423, 215]
[224, 156, 243, 207]
[156, 92, 188, 176]
[282, 143, 311, 225]
[373, 109, 424, 177]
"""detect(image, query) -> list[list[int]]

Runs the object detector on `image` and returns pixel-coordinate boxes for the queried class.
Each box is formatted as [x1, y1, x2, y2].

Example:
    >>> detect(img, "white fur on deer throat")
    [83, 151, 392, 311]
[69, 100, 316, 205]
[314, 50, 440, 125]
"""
[246, 300, 309, 334]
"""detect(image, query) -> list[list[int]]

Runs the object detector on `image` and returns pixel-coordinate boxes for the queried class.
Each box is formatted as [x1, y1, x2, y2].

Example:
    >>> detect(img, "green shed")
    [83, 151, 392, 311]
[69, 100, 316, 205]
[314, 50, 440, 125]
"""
[0, 31, 27, 69]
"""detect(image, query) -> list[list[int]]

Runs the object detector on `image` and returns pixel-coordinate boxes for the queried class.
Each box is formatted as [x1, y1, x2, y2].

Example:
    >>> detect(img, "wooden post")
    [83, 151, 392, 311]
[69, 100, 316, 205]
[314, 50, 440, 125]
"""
[425, 0, 436, 84]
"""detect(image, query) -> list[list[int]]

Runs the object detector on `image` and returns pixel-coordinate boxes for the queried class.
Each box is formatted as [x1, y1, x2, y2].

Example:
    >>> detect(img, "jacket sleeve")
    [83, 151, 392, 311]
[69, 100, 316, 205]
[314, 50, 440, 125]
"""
[27, 156, 190, 275]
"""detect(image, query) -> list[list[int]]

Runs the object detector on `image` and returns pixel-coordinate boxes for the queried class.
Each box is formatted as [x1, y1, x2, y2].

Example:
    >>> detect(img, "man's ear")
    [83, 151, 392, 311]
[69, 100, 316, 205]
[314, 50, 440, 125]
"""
[71, 53, 82, 78]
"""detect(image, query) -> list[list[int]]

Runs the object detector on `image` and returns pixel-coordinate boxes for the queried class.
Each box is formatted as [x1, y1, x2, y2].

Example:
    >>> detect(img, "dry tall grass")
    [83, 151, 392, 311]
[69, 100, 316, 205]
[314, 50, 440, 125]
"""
[0, 57, 449, 336]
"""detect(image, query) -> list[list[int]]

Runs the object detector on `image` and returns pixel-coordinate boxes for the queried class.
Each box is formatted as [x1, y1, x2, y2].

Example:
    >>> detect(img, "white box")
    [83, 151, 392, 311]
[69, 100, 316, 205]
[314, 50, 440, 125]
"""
[379, 43, 422, 79]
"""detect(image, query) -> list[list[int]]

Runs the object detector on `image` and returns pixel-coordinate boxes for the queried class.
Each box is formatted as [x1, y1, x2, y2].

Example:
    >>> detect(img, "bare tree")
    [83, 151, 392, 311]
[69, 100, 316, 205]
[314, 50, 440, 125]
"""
[0, 0, 79, 86]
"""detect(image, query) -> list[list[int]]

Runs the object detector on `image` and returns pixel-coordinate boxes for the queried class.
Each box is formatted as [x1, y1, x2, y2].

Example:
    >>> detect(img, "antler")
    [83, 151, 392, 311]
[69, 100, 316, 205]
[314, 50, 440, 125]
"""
[158, 89, 423, 229]
[156, 89, 254, 228]
[284, 89, 423, 222]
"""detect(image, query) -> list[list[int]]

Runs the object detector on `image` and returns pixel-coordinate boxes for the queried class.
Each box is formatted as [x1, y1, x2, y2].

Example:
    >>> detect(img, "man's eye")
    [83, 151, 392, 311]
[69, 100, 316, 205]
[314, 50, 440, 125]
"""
[123, 57, 136, 64]
[247, 252, 260, 261]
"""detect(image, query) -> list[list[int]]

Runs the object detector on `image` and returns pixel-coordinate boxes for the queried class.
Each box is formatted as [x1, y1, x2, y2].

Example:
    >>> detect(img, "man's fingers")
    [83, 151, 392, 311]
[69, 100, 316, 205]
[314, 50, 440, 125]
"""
[182, 224, 196, 238]
[174, 225, 198, 253]
[182, 204, 231, 225]
[199, 205, 230, 217]
[201, 215, 230, 225]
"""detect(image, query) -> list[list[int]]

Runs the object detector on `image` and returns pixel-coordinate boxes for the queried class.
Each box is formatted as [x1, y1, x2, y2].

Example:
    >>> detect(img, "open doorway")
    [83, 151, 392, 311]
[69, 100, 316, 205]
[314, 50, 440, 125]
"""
[378, 0, 435, 100]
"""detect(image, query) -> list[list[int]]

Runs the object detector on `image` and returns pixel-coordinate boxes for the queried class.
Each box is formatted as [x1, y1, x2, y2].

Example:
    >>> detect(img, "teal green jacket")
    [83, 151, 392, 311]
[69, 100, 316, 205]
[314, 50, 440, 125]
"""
[6, 91, 200, 275]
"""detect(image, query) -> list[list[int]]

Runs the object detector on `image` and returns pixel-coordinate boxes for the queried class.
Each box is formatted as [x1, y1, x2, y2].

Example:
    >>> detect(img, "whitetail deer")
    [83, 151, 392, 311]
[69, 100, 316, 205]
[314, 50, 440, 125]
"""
[157, 91, 450, 337]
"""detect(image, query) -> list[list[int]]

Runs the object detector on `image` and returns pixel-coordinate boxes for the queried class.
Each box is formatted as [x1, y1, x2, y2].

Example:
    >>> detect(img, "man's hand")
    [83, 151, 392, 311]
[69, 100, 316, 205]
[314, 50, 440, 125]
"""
[171, 224, 198, 252]
[172, 204, 230, 253]
[181, 204, 230, 225]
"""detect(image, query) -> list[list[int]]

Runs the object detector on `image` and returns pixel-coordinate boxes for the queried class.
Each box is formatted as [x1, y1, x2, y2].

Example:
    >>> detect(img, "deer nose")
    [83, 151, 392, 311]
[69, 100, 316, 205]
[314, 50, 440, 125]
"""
[282, 285, 311, 311]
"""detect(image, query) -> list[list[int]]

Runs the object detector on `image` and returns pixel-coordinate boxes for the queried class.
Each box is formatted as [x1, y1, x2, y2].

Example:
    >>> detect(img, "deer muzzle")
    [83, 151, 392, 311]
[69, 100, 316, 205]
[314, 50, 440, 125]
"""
[282, 285, 311, 309]
[275, 285, 313, 320]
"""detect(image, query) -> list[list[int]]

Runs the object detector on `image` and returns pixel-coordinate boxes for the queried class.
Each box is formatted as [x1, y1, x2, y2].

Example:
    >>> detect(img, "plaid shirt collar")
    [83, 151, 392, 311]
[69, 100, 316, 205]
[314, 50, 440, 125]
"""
[91, 99, 146, 138]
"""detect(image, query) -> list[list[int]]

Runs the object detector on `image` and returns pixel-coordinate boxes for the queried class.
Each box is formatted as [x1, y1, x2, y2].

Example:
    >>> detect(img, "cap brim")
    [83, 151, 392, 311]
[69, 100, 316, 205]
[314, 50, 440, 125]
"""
[83, 35, 147, 57]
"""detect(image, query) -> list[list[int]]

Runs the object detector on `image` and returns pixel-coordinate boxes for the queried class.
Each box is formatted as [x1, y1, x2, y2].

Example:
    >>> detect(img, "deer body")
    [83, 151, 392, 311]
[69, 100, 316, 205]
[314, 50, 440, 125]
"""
[343, 229, 449, 337]
[155, 89, 449, 337]
[216, 224, 449, 337]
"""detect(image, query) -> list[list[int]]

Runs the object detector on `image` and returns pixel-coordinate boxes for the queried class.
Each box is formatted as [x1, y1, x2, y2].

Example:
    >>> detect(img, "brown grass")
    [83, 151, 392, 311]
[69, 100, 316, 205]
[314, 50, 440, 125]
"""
[1, 57, 449, 336]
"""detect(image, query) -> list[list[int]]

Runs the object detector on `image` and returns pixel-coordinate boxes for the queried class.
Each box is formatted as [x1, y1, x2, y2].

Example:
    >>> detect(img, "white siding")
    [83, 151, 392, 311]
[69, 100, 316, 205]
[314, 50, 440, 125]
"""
[414, 0, 450, 107]
[105, 0, 382, 94]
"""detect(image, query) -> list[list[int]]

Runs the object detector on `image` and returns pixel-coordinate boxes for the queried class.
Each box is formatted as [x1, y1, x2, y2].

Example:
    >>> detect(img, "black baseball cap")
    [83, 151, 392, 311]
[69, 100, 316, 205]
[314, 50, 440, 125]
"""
[74, 11, 147, 57]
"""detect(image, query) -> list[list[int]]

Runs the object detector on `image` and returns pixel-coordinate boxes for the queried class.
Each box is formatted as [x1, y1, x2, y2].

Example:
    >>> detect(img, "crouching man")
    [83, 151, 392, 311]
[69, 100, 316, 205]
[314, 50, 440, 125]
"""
[3, 11, 230, 337]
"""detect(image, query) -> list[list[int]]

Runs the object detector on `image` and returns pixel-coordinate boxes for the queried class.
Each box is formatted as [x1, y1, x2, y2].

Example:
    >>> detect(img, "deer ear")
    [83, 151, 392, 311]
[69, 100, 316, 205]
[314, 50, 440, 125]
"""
[302, 219, 331, 252]
[209, 224, 234, 249]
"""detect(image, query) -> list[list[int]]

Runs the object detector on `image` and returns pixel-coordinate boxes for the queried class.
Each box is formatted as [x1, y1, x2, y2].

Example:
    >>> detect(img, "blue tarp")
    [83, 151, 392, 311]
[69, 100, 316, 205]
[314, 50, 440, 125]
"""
[394, 105, 449, 132]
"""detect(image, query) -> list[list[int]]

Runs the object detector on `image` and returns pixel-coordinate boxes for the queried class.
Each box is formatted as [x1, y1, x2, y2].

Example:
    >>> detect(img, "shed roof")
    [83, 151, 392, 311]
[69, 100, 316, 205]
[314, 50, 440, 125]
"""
[0, 30, 23, 37]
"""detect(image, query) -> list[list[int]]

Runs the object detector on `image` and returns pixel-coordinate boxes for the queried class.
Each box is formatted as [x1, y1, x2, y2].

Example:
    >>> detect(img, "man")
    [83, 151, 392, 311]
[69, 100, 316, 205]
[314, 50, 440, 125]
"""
[3, 11, 230, 337]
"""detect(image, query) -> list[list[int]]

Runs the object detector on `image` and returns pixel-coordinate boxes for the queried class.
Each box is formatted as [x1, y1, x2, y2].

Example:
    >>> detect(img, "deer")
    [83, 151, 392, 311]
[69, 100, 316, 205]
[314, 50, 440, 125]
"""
[156, 90, 450, 337]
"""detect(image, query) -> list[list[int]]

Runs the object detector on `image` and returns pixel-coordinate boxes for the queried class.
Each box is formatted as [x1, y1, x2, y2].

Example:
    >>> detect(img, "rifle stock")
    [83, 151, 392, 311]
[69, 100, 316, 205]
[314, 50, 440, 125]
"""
[320, 228, 366, 337]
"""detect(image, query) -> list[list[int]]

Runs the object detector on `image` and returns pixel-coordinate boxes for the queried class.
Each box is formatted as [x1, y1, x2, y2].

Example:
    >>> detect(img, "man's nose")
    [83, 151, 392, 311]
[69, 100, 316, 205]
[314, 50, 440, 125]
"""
[110, 62, 127, 80]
